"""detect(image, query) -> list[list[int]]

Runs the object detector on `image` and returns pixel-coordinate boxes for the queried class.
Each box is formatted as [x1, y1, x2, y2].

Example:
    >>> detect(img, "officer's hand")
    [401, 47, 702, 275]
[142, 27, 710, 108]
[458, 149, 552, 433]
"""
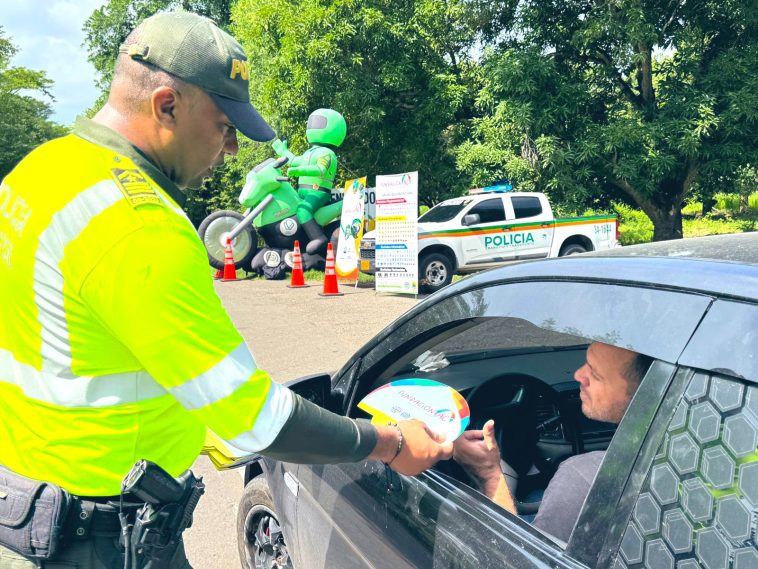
[453, 420, 502, 486]
[370, 420, 453, 476]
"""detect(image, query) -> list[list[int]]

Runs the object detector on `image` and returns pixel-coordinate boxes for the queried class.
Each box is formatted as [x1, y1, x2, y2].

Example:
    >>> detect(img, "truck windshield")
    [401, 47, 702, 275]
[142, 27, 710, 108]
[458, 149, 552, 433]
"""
[419, 202, 467, 223]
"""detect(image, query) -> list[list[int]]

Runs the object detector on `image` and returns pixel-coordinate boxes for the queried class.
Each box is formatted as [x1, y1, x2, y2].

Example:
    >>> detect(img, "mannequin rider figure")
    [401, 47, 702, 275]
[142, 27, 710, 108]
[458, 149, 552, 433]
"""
[286, 108, 346, 254]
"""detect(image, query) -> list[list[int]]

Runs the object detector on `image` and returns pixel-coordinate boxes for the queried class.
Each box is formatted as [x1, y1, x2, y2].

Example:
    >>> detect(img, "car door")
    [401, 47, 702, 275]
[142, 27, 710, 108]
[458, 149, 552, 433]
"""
[459, 196, 508, 266]
[568, 298, 758, 568]
[294, 276, 714, 568]
[504, 195, 554, 259]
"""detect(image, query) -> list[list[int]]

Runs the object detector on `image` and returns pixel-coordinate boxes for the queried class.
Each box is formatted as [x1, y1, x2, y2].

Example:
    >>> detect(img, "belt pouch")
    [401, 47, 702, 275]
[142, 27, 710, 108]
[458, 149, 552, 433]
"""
[0, 466, 70, 559]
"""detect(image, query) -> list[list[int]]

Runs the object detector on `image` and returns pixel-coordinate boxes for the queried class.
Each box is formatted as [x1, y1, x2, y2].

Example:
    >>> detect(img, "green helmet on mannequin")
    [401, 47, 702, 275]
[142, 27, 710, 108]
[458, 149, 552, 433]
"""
[306, 108, 347, 147]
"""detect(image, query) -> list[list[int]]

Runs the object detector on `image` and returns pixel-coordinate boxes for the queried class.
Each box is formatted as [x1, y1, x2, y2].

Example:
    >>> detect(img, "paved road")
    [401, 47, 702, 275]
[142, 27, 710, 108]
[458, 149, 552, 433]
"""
[184, 279, 419, 568]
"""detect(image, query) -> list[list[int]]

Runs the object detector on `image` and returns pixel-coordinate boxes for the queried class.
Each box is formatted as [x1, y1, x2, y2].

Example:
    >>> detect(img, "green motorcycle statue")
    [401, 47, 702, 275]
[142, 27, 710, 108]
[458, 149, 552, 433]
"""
[198, 109, 346, 275]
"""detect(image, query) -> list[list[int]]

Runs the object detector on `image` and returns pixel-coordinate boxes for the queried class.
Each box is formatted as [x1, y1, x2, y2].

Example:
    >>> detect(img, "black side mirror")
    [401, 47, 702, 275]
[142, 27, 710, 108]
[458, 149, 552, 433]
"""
[462, 213, 480, 226]
[285, 373, 333, 410]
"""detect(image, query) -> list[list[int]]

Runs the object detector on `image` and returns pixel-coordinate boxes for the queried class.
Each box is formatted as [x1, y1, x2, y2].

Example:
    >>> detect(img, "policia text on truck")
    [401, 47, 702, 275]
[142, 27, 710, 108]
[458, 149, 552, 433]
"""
[0, 11, 452, 568]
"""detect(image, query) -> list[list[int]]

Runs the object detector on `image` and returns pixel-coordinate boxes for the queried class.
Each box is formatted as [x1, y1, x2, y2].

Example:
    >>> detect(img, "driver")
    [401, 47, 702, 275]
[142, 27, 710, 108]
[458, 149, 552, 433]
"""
[454, 342, 652, 542]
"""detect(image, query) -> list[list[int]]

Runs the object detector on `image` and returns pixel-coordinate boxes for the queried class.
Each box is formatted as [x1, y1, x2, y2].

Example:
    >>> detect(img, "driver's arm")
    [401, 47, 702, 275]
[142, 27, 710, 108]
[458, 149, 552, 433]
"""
[453, 420, 516, 514]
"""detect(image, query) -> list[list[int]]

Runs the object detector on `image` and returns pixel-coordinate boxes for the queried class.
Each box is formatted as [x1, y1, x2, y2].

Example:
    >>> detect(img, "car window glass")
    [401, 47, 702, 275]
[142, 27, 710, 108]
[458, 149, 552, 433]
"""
[614, 371, 758, 569]
[357, 282, 711, 380]
[680, 300, 758, 382]
[512, 196, 542, 219]
[419, 202, 469, 223]
[467, 198, 505, 224]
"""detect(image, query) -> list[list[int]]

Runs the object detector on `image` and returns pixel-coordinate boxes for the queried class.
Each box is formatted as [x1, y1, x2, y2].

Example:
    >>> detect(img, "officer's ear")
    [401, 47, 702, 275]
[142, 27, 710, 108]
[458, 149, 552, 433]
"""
[151, 86, 179, 128]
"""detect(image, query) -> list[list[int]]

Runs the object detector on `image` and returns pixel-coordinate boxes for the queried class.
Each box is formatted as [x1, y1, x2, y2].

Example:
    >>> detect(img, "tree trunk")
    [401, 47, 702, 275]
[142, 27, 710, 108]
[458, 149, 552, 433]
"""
[702, 196, 716, 216]
[649, 207, 684, 241]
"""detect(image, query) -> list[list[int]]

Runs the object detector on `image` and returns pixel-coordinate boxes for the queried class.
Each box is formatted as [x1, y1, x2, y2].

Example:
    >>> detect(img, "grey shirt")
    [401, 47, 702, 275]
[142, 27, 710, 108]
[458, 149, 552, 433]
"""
[532, 451, 606, 543]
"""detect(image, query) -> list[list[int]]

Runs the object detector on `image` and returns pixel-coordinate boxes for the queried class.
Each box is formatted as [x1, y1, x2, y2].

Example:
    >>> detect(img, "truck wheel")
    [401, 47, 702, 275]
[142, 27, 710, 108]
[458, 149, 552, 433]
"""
[198, 210, 258, 270]
[237, 477, 293, 569]
[419, 252, 453, 294]
[559, 243, 588, 256]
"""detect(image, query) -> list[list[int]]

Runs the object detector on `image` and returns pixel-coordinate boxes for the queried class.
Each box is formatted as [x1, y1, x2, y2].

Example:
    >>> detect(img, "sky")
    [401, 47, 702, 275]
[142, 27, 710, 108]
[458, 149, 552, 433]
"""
[2, 1, 107, 126]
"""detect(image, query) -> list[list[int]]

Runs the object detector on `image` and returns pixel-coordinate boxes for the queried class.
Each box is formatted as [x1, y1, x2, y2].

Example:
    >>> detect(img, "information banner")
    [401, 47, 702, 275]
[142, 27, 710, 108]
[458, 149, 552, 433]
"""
[331, 186, 376, 231]
[335, 177, 367, 280]
[375, 172, 418, 294]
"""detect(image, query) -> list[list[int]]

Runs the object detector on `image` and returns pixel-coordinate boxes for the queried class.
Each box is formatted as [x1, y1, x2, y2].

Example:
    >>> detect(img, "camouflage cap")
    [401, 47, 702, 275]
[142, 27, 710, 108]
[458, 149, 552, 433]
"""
[119, 11, 275, 142]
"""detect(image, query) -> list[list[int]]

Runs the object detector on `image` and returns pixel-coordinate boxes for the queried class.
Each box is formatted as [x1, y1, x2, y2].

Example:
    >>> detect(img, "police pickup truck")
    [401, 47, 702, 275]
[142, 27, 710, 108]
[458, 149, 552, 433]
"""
[360, 190, 619, 293]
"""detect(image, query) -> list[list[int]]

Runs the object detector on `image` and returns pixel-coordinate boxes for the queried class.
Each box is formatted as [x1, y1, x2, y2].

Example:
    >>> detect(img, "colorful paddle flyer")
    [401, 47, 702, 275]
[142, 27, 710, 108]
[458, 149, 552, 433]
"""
[358, 379, 470, 442]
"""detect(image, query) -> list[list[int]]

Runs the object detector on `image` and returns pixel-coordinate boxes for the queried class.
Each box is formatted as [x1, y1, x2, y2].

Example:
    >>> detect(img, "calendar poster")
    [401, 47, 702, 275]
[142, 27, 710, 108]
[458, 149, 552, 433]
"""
[375, 172, 418, 295]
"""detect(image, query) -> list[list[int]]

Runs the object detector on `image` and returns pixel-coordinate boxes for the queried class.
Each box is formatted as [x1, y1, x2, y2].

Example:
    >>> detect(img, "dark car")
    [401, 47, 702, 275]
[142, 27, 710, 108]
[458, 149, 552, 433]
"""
[237, 232, 758, 569]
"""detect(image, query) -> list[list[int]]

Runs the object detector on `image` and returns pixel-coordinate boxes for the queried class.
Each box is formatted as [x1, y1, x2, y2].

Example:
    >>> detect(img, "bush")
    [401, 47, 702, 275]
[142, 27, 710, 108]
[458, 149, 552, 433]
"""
[613, 203, 653, 245]
[683, 217, 743, 237]
[713, 192, 758, 213]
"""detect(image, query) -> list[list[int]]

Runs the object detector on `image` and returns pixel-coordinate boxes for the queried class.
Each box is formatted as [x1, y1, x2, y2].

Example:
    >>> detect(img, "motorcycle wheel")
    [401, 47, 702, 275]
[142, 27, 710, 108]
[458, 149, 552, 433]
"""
[198, 210, 258, 270]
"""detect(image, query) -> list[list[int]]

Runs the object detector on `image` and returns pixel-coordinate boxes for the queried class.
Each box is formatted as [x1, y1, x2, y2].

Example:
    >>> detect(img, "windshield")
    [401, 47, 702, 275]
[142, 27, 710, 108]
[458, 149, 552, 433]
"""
[419, 201, 468, 223]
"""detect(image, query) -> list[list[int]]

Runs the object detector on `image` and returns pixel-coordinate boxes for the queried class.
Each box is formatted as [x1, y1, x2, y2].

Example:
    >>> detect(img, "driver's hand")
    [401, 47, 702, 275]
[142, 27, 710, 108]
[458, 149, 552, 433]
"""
[453, 420, 502, 486]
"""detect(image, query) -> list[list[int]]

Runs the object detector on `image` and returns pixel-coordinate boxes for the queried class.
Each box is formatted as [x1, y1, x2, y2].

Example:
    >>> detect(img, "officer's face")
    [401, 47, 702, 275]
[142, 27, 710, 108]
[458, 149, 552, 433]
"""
[170, 87, 239, 189]
[574, 342, 639, 425]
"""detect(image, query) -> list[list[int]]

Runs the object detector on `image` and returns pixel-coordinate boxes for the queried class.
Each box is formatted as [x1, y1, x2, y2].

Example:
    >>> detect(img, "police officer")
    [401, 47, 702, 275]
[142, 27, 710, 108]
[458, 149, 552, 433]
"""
[0, 11, 452, 568]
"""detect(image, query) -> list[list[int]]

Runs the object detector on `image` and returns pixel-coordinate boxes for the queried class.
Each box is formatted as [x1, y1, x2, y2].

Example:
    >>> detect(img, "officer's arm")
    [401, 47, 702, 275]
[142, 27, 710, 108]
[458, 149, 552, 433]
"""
[261, 394, 452, 474]
[80, 222, 449, 473]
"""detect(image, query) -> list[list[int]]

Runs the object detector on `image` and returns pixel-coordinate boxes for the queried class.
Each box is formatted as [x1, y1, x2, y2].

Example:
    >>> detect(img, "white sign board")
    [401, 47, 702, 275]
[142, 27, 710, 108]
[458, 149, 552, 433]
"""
[335, 177, 367, 280]
[332, 186, 376, 231]
[375, 172, 418, 295]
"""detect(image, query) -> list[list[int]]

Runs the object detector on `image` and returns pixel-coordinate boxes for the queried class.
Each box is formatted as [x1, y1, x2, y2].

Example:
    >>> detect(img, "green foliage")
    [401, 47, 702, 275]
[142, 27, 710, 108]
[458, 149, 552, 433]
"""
[455, 0, 758, 241]
[0, 28, 67, 180]
[683, 217, 744, 238]
[612, 203, 652, 245]
[231, 0, 497, 206]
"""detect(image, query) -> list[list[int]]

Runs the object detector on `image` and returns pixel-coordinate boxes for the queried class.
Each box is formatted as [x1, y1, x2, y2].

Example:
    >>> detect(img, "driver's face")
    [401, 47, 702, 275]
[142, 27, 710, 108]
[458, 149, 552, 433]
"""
[574, 342, 639, 424]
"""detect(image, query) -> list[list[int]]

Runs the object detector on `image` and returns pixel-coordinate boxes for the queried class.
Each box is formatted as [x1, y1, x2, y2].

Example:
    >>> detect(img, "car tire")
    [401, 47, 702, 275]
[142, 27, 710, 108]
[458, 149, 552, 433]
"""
[237, 477, 293, 569]
[419, 252, 454, 294]
[198, 210, 258, 270]
[559, 243, 588, 256]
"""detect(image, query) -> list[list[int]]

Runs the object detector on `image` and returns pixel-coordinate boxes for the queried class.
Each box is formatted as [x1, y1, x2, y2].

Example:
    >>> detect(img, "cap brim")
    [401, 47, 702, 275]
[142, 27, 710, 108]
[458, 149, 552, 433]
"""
[209, 93, 276, 142]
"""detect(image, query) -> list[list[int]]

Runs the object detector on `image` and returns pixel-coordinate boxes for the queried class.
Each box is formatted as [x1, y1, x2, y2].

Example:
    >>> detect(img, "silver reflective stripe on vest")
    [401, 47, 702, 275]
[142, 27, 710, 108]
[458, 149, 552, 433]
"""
[226, 381, 294, 452]
[0, 347, 167, 407]
[34, 181, 123, 379]
[169, 342, 258, 410]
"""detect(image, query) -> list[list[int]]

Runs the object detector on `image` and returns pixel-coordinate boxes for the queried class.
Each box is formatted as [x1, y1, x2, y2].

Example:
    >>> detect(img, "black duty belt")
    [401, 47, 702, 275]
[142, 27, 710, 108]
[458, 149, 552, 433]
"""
[63, 497, 140, 540]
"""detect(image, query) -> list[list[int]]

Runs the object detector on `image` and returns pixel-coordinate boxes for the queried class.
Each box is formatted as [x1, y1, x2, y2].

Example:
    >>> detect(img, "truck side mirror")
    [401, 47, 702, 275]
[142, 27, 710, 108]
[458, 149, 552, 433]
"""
[462, 213, 481, 226]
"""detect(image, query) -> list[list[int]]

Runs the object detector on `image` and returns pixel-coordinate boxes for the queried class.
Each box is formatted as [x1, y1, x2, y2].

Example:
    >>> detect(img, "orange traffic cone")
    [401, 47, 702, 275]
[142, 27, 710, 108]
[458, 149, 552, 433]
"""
[319, 243, 343, 296]
[213, 268, 224, 280]
[222, 237, 237, 281]
[288, 240, 308, 288]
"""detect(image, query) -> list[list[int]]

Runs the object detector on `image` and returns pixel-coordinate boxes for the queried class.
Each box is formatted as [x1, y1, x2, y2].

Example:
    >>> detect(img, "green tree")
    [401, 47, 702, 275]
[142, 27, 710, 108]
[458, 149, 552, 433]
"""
[232, 0, 498, 206]
[0, 29, 67, 180]
[456, 0, 758, 240]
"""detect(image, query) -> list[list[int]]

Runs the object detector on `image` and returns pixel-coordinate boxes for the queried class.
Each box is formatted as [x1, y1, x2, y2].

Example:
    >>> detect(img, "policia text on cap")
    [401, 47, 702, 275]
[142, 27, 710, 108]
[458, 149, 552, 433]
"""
[0, 11, 453, 568]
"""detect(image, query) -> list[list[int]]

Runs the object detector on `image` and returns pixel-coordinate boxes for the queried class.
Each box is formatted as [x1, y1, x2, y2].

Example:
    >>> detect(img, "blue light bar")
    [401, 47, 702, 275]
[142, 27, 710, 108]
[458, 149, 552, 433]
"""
[483, 183, 513, 193]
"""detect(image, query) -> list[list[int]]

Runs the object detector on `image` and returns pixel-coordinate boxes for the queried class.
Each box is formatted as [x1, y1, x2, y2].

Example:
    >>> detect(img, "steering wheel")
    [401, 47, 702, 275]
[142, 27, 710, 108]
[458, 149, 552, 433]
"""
[465, 374, 560, 515]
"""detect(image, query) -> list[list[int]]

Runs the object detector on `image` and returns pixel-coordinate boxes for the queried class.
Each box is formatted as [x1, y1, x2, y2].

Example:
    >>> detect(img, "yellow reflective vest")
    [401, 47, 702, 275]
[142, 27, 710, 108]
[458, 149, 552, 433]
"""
[0, 118, 294, 496]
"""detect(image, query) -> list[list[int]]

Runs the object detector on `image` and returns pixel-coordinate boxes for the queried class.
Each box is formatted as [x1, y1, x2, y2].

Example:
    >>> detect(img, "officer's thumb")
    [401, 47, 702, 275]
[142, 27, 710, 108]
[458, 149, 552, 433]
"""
[422, 423, 448, 444]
